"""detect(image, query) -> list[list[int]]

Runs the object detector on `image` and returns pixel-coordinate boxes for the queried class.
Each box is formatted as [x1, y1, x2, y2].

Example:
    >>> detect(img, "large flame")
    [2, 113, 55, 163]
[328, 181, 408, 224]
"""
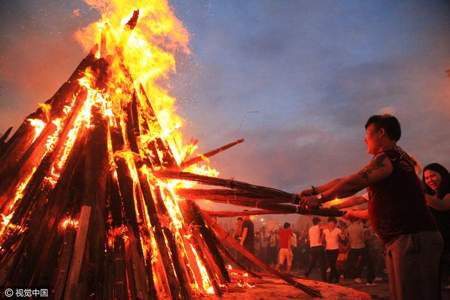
[0, 0, 219, 297]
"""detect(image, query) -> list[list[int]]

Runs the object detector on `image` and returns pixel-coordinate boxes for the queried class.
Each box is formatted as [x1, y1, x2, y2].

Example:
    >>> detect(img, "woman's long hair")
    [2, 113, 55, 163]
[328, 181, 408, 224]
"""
[423, 163, 450, 199]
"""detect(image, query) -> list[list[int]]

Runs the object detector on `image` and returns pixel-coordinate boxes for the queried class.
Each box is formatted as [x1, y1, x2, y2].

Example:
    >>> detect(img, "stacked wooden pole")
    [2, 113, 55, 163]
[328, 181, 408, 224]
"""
[0, 9, 343, 300]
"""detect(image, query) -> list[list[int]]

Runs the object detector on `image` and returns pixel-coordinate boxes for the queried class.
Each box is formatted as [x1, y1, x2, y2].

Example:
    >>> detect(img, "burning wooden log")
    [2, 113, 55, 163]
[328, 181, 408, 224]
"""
[180, 138, 244, 169]
[199, 204, 322, 298]
[0, 48, 98, 182]
[155, 170, 298, 202]
[156, 172, 345, 217]
[202, 209, 279, 217]
[0, 7, 350, 300]
[0, 127, 13, 156]
[64, 205, 92, 300]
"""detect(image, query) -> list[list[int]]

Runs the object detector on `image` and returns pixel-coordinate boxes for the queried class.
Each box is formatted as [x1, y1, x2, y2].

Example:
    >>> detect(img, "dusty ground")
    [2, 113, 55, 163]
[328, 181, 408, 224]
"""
[216, 270, 450, 300]
[219, 276, 370, 299]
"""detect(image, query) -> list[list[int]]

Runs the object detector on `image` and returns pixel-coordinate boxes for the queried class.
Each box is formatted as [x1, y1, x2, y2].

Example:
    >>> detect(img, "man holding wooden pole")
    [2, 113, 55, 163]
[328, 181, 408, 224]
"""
[298, 114, 443, 300]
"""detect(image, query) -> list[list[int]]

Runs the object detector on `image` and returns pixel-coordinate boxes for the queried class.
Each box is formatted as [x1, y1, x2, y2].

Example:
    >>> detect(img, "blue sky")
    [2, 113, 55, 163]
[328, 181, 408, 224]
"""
[0, 0, 449, 195]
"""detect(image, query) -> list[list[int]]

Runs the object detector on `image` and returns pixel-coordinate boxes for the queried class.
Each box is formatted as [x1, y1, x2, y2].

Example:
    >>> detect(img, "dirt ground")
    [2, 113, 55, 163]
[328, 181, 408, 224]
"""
[220, 276, 371, 300]
[213, 270, 450, 300]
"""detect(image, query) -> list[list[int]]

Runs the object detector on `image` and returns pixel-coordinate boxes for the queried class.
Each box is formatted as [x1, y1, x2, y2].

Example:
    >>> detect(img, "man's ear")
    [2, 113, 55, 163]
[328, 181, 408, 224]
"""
[378, 128, 386, 138]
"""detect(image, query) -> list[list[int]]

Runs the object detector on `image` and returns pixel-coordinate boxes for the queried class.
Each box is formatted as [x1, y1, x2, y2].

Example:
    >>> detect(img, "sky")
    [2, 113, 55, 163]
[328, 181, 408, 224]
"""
[0, 0, 449, 201]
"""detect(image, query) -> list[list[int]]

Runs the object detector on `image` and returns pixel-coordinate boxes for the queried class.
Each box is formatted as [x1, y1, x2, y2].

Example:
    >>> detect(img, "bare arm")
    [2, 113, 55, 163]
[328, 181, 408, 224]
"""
[345, 209, 369, 219]
[330, 195, 368, 209]
[317, 178, 343, 193]
[240, 227, 248, 245]
[425, 193, 450, 211]
[300, 178, 343, 196]
[321, 153, 393, 202]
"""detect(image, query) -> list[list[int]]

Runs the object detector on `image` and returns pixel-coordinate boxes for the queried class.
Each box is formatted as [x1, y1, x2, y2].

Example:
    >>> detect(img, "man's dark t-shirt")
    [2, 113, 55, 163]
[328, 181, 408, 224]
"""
[242, 220, 255, 252]
[368, 146, 436, 244]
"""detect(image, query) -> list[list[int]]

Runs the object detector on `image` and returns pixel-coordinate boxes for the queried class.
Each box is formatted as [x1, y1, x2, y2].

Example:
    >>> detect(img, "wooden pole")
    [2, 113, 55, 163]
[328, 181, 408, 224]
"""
[154, 170, 297, 202]
[64, 205, 92, 300]
[202, 209, 275, 217]
[200, 208, 322, 298]
[180, 138, 244, 169]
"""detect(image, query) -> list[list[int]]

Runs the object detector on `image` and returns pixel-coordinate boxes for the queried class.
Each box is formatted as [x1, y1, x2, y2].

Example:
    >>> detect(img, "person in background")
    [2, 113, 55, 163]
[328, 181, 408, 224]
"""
[304, 217, 326, 281]
[254, 231, 262, 258]
[277, 222, 293, 273]
[268, 229, 278, 267]
[323, 217, 346, 283]
[260, 226, 269, 262]
[298, 228, 310, 271]
[423, 163, 450, 289]
[240, 215, 255, 254]
[290, 230, 299, 271]
[344, 217, 366, 283]
[234, 217, 243, 241]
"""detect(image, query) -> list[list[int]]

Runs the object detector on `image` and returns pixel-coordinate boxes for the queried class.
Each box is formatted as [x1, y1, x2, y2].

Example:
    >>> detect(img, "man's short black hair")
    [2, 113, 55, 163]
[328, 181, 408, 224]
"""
[283, 222, 290, 228]
[365, 114, 401, 142]
[237, 217, 243, 221]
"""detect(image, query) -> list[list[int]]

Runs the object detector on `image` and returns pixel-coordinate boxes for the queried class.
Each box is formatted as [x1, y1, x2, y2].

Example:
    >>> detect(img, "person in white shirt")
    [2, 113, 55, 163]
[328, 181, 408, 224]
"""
[323, 217, 346, 283]
[304, 217, 326, 280]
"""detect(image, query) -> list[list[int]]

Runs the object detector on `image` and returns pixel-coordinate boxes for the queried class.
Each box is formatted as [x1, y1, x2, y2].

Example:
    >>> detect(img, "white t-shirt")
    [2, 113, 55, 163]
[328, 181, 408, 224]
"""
[308, 225, 323, 247]
[323, 228, 342, 250]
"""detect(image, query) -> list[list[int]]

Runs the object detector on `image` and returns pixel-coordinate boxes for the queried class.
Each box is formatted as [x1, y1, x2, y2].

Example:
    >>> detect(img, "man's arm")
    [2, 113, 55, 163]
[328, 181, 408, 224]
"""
[240, 227, 248, 245]
[329, 195, 368, 209]
[300, 178, 343, 196]
[299, 153, 392, 208]
[425, 193, 450, 211]
[344, 209, 369, 219]
[321, 153, 393, 202]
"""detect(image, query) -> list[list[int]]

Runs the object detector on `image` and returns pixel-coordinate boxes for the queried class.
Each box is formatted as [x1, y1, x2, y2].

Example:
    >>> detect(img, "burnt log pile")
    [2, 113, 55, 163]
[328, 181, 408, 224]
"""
[0, 10, 345, 300]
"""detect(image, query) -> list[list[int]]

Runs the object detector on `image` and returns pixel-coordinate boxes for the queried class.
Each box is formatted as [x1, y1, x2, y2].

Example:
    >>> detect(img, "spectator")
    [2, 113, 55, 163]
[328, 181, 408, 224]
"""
[240, 215, 255, 253]
[304, 217, 326, 280]
[323, 217, 346, 283]
[277, 222, 293, 273]
[260, 226, 269, 262]
[344, 218, 366, 283]
[234, 217, 243, 241]
[291, 230, 299, 270]
[268, 229, 278, 266]
[423, 163, 450, 289]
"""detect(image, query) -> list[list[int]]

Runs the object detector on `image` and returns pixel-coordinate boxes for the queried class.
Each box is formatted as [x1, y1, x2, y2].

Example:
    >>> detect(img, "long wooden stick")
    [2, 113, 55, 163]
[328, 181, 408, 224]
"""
[199, 207, 322, 298]
[202, 209, 277, 217]
[64, 205, 92, 300]
[180, 138, 244, 169]
[154, 170, 297, 202]
[182, 193, 344, 217]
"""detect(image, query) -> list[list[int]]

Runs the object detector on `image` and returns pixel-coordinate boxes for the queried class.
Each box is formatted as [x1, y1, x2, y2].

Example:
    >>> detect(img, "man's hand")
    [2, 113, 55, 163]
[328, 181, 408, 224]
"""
[299, 194, 322, 209]
[299, 188, 315, 197]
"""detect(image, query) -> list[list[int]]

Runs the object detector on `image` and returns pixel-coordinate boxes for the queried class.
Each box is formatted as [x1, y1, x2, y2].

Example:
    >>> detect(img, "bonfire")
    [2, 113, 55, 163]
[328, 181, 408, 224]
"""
[0, 1, 346, 299]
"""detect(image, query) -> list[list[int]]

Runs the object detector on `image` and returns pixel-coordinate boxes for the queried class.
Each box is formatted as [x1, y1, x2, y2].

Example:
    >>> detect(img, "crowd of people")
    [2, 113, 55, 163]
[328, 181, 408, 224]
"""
[229, 114, 449, 300]
[231, 215, 385, 285]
